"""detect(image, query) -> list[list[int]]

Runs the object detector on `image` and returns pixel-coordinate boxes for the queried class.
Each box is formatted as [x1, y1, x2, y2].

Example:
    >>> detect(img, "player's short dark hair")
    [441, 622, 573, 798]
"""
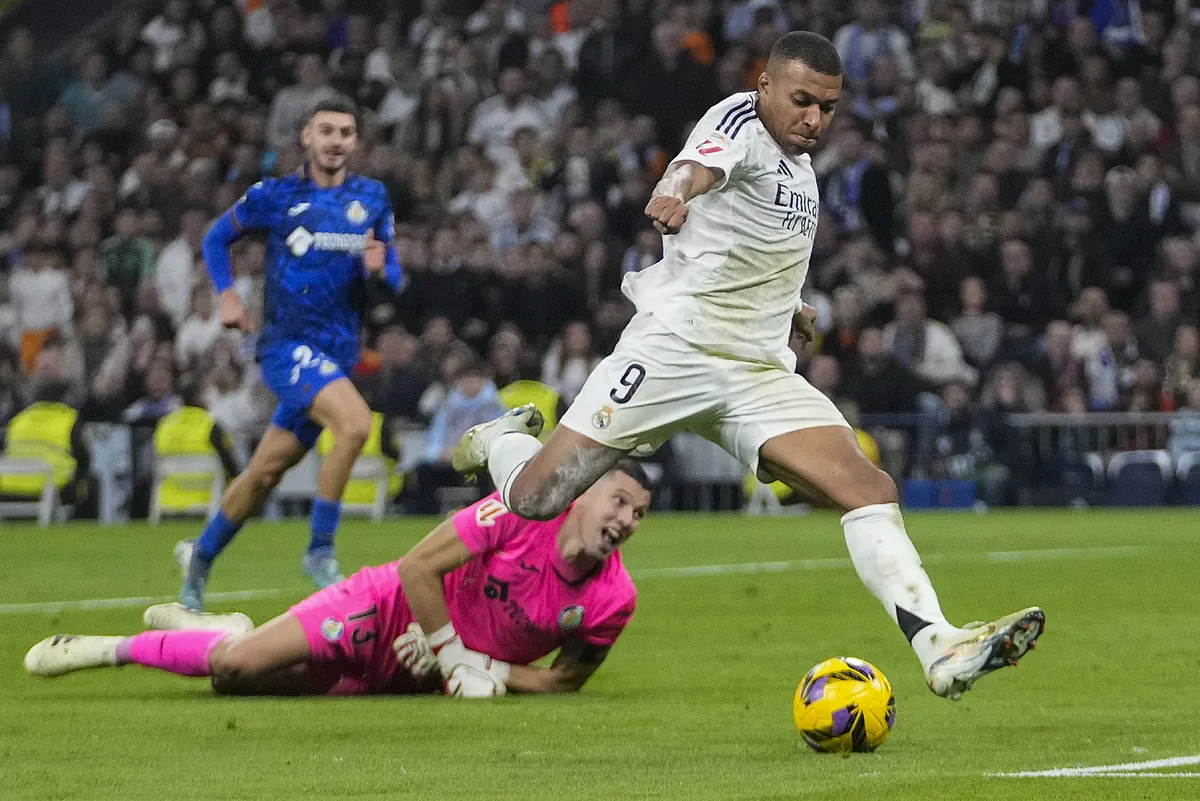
[309, 95, 359, 126]
[609, 458, 654, 492]
[767, 31, 843, 77]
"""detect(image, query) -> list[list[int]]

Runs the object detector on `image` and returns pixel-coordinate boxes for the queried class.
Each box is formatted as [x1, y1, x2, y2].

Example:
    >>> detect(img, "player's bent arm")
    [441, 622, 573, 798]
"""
[653, 161, 722, 204]
[396, 517, 512, 697]
[505, 646, 607, 694]
[395, 518, 473, 633]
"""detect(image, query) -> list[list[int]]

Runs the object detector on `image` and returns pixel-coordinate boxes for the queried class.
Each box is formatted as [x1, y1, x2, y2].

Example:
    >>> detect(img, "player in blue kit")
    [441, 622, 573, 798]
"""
[176, 97, 403, 610]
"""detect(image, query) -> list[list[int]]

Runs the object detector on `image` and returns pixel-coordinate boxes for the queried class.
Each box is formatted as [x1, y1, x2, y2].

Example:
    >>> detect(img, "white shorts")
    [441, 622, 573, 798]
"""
[559, 313, 849, 478]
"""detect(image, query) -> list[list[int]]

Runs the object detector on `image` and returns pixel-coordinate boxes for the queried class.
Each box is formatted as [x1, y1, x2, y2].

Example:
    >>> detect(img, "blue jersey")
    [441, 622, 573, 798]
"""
[233, 170, 396, 370]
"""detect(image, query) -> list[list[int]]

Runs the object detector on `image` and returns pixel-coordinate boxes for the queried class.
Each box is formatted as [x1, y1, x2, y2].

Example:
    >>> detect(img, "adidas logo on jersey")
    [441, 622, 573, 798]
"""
[285, 227, 367, 257]
[777, 160, 793, 177]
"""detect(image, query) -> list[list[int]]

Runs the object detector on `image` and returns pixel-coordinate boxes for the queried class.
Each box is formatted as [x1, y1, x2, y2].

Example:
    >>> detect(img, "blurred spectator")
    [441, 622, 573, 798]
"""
[1136, 279, 1184, 363]
[357, 326, 430, 424]
[840, 326, 927, 414]
[468, 67, 552, 167]
[1084, 310, 1139, 410]
[174, 285, 222, 370]
[100, 207, 156, 318]
[806, 353, 850, 410]
[122, 361, 179, 424]
[156, 207, 208, 326]
[72, 304, 129, 388]
[541, 320, 599, 405]
[10, 244, 73, 374]
[492, 186, 558, 253]
[416, 357, 506, 513]
[931, 378, 1011, 507]
[833, 0, 914, 90]
[619, 20, 708, 150]
[141, 0, 205, 73]
[885, 290, 977, 388]
[267, 53, 339, 151]
[1163, 324, 1200, 407]
[821, 120, 895, 249]
[952, 276, 1004, 370]
[1032, 320, 1086, 411]
[0, 275, 17, 347]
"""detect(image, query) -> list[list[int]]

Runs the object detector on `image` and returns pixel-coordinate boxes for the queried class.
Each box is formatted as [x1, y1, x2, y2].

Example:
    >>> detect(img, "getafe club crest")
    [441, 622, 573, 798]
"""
[558, 605, 585, 634]
[346, 200, 368, 225]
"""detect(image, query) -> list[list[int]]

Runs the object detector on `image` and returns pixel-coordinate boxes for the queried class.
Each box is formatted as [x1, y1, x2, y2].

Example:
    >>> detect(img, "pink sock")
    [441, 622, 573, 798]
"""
[115, 630, 230, 677]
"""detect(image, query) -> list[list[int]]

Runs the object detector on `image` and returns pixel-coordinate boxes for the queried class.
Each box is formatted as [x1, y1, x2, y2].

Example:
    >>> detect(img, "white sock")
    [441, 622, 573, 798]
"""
[487, 432, 543, 508]
[841, 503, 960, 672]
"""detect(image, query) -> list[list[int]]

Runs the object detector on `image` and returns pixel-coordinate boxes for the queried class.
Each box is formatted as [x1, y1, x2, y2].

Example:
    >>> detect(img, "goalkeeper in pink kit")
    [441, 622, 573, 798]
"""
[24, 460, 652, 698]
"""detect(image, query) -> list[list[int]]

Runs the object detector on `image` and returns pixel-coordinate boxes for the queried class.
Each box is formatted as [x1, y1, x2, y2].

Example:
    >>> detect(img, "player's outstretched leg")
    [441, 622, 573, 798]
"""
[758, 426, 1043, 701]
[305, 379, 373, 588]
[26, 609, 318, 695]
[452, 403, 626, 520]
[179, 427, 308, 610]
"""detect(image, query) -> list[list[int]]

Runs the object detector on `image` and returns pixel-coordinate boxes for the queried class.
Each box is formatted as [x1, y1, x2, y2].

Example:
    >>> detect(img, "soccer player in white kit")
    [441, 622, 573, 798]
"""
[454, 31, 1043, 700]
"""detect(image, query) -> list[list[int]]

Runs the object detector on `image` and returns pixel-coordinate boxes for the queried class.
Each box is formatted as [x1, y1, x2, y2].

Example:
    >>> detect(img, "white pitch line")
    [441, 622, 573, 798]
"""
[632, 545, 1143, 581]
[0, 589, 284, 615]
[0, 545, 1146, 615]
[987, 546, 1142, 562]
[992, 754, 1200, 777]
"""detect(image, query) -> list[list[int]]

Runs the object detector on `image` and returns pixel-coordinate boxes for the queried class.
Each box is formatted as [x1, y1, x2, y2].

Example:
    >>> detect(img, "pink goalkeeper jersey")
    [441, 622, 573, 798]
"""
[442, 493, 637, 665]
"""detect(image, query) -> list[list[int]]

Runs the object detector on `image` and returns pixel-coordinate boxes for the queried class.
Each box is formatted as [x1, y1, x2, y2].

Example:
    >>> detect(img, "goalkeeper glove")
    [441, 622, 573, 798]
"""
[392, 623, 439, 677]
[428, 622, 510, 698]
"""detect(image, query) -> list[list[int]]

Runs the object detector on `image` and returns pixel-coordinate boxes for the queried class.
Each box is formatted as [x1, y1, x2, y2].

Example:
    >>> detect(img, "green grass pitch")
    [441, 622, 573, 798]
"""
[1, 509, 1198, 800]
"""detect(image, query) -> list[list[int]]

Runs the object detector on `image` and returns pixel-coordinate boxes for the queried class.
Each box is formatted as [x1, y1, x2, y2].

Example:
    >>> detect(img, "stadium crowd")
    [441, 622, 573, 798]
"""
[2, 0, 1200, 511]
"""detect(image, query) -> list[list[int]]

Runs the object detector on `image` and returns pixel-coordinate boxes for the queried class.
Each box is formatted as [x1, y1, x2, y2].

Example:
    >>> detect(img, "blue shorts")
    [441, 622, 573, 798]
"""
[259, 342, 349, 449]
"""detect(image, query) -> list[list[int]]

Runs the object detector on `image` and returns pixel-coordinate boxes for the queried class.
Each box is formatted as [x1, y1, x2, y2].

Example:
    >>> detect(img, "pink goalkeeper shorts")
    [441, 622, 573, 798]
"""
[290, 561, 440, 695]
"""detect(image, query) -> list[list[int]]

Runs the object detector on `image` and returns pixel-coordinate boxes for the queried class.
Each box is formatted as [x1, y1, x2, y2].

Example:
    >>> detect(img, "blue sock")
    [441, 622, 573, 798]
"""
[308, 497, 342, 555]
[196, 510, 243, 562]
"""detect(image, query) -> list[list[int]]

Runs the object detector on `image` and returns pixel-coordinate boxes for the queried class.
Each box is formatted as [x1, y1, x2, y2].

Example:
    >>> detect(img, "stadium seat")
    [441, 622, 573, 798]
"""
[342, 455, 394, 522]
[149, 455, 225, 524]
[1175, 452, 1200, 505]
[1106, 451, 1173, 507]
[0, 457, 64, 527]
[1055, 452, 1104, 506]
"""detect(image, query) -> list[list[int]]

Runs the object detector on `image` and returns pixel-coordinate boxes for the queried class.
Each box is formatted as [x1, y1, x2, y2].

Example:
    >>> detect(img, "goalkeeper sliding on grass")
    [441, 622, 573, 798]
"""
[25, 459, 651, 698]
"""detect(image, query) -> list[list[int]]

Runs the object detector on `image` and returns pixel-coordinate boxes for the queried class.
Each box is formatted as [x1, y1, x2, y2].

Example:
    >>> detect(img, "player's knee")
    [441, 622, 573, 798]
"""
[858, 466, 898, 507]
[335, 411, 371, 451]
[253, 468, 282, 492]
[209, 639, 263, 689]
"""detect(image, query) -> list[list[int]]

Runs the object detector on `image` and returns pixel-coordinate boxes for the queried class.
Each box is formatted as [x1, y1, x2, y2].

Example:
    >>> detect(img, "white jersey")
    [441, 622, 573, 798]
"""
[621, 92, 820, 370]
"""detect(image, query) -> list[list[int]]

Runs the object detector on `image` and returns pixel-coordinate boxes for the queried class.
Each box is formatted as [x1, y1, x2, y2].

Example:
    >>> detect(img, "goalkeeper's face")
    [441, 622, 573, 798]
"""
[757, 60, 842, 155]
[303, 111, 358, 175]
[576, 471, 652, 560]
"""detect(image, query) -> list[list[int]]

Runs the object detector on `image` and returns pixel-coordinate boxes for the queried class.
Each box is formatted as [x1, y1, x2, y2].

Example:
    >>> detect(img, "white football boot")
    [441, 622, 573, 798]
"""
[451, 403, 544, 475]
[926, 607, 1045, 700]
[143, 602, 254, 636]
[24, 634, 123, 677]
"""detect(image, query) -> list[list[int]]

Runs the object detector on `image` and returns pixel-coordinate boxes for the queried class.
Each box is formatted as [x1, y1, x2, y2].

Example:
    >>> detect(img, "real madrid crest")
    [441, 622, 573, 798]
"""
[346, 200, 368, 225]
[558, 605, 585, 634]
[592, 405, 613, 430]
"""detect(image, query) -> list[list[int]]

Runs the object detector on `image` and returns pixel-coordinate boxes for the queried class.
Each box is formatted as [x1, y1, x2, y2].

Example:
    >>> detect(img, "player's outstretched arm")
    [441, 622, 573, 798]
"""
[644, 161, 722, 235]
[395, 519, 510, 697]
[505, 646, 606, 694]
